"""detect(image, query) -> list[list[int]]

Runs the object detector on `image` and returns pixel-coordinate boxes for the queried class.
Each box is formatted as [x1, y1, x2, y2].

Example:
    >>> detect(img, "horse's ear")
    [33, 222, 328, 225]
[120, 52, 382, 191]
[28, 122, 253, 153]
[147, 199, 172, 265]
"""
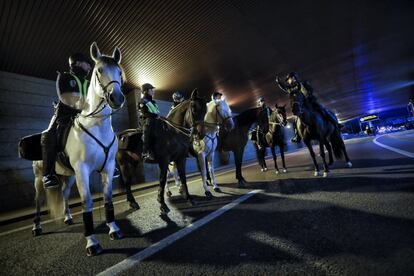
[274, 104, 279, 108]
[90, 42, 101, 62]
[191, 88, 198, 99]
[113, 47, 122, 64]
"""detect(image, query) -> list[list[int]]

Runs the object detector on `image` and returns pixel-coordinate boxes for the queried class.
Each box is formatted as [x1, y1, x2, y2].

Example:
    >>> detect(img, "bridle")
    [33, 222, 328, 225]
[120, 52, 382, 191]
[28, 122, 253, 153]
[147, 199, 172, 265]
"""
[204, 103, 233, 130]
[75, 64, 124, 172]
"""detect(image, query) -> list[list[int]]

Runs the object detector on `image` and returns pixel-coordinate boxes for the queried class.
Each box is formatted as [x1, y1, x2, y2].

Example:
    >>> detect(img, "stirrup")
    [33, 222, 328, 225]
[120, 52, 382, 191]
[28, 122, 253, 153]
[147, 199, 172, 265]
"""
[43, 174, 60, 189]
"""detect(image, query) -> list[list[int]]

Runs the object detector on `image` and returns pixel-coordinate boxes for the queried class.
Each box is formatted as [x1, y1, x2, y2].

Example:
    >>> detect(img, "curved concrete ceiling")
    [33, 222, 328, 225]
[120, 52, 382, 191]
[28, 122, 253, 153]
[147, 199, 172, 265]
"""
[1, 0, 413, 121]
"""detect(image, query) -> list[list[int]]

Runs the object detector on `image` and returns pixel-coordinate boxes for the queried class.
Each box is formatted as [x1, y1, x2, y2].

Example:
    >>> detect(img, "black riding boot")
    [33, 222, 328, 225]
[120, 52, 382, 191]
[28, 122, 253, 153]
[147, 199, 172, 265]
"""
[291, 118, 301, 143]
[142, 120, 155, 161]
[41, 130, 60, 189]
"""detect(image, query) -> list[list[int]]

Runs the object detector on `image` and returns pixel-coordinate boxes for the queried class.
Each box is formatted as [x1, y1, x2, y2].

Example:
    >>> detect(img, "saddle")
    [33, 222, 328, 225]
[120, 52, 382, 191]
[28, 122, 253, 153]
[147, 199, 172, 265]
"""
[18, 118, 76, 162]
[118, 129, 142, 152]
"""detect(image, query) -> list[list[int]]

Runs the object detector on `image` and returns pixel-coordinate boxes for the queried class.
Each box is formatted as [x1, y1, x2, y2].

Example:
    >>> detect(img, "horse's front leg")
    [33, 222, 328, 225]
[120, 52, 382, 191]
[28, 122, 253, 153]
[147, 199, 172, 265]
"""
[319, 140, 330, 177]
[234, 149, 247, 187]
[198, 153, 212, 198]
[270, 146, 279, 174]
[279, 143, 287, 172]
[304, 140, 320, 176]
[158, 161, 170, 214]
[207, 152, 220, 193]
[176, 158, 196, 206]
[62, 176, 75, 225]
[74, 165, 102, 256]
[102, 164, 123, 241]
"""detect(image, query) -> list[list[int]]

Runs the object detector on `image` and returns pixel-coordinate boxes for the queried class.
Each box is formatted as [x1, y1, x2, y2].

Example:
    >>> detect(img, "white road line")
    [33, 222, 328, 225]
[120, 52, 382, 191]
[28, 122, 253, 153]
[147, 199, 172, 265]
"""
[373, 135, 414, 158]
[96, 189, 262, 276]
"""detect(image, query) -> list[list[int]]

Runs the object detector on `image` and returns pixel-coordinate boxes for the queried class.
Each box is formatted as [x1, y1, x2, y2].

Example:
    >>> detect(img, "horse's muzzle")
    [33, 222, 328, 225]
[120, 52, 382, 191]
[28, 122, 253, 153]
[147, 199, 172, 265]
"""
[108, 89, 125, 109]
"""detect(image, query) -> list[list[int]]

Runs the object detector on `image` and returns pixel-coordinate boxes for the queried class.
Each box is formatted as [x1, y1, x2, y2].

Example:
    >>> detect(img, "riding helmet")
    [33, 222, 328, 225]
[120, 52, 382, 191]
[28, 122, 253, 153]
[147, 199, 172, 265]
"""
[142, 83, 155, 92]
[286, 72, 299, 81]
[69, 53, 90, 68]
[173, 91, 184, 102]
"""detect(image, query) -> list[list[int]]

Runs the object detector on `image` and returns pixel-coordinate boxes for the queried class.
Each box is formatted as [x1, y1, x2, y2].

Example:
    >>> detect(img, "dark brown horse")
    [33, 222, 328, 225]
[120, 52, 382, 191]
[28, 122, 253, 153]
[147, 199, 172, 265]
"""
[253, 104, 289, 174]
[289, 89, 352, 177]
[116, 90, 206, 213]
[217, 107, 269, 187]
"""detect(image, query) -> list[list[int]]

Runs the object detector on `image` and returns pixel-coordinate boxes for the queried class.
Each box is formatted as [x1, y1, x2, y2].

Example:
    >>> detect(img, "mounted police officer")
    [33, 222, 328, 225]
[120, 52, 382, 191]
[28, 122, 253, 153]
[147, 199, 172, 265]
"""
[42, 53, 92, 189]
[172, 91, 184, 109]
[138, 83, 160, 161]
[276, 72, 338, 143]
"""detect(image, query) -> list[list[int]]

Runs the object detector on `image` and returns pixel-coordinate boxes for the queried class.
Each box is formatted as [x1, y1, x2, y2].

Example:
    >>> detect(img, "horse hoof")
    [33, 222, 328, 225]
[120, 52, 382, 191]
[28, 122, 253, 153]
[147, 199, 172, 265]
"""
[275, 170, 280, 175]
[188, 199, 197, 206]
[283, 169, 287, 173]
[129, 201, 140, 210]
[179, 188, 185, 195]
[64, 218, 73, 225]
[214, 187, 221, 193]
[32, 228, 42, 237]
[323, 172, 329, 178]
[166, 191, 172, 198]
[238, 180, 246, 188]
[86, 244, 103, 257]
[109, 230, 123, 240]
[314, 171, 320, 177]
[205, 191, 213, 199]
[346, 162, 353, 168]
[160, 204, 170, 214]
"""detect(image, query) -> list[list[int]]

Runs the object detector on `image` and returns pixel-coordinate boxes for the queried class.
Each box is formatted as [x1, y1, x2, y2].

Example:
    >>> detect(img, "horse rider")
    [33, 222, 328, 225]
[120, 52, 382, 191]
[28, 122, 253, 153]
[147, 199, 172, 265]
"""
[42, 53, 92, 189]
[172, 91, 185, 109]
[276, 72, 338, 143]
[138, 83, 160, 161]
[255, 97, 272, 149]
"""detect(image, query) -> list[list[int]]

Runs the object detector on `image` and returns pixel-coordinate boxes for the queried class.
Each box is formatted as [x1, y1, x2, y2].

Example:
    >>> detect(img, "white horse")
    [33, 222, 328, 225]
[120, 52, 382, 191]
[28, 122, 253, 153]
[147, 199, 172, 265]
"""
[191, 99, 234, 197]
[32, 42, 125, 256]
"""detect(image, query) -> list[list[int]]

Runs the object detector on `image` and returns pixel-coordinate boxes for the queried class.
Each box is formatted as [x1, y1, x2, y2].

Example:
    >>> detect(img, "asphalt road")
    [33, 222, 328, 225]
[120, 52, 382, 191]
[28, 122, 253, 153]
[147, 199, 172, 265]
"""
[1, 131, 413, 276]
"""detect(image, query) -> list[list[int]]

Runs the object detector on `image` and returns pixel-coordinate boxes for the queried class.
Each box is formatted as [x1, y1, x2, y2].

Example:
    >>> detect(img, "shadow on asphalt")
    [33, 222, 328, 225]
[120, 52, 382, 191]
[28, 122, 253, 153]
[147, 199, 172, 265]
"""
[143, 192, 414, 275]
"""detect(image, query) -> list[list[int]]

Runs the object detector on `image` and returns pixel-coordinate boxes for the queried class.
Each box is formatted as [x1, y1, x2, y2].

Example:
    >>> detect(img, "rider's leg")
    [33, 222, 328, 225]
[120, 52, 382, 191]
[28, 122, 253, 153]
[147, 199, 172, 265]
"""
[41, 115, 60, 189]
[142, 118, 155, 161]
[291, 117, 301, 143]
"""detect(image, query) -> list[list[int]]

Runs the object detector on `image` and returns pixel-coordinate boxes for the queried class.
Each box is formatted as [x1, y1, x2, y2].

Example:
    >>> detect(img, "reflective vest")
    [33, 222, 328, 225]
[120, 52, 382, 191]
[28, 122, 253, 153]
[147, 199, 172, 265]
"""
[146, 100, 160, 114]
[70, 73, 89, 98]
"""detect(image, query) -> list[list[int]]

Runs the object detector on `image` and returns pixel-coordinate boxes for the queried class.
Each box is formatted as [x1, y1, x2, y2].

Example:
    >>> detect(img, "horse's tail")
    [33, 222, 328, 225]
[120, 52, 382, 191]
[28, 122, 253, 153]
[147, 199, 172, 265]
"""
[330, 129, 344, 160]
[32, 160, 63, 220]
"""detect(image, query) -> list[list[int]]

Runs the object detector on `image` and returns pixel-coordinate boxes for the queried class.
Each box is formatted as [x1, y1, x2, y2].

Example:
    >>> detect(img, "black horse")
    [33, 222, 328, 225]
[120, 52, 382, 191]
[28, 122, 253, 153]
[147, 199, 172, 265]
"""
[253, 104, 289, 174]
[289, 89, 352, 177]
[217, 107, 269, 187]
[116, 90, 207, 213]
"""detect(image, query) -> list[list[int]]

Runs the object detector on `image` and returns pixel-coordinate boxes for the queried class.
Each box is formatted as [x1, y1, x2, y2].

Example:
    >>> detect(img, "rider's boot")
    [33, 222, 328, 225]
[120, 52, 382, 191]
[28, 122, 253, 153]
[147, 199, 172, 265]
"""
[41, 131, 60, 189]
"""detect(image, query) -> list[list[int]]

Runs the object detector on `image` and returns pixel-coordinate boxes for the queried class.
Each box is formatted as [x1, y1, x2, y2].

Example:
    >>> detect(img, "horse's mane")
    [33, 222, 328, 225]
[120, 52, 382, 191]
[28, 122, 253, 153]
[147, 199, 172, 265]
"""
[234, 107, 260, 127]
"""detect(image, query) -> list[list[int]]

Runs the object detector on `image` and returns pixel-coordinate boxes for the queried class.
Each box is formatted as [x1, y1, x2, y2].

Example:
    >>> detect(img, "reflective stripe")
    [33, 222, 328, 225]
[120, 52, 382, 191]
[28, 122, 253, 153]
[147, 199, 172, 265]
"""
[146, 101, 160, 114]
[70, 73, 89, 97]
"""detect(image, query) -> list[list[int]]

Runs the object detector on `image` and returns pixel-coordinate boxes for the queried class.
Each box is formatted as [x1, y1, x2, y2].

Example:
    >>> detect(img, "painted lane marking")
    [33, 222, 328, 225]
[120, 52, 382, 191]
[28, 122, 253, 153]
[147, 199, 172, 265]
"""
[96, 190, 262, 276]
[373, 135, 414, 158]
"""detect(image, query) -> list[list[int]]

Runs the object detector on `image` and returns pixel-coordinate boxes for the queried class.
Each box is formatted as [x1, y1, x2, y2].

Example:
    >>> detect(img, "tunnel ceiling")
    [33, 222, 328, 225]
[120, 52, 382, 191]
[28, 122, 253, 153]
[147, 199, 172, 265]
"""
[1, 0, 414, 121]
